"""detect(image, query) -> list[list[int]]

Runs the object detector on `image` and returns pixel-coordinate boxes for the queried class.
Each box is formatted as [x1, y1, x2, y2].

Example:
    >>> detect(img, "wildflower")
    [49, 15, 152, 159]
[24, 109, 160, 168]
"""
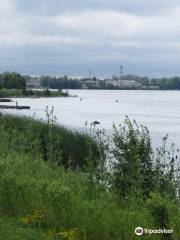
[47, 229, 55, 240]
[21, 210, 44, 226]
[57, 227, 79, 240]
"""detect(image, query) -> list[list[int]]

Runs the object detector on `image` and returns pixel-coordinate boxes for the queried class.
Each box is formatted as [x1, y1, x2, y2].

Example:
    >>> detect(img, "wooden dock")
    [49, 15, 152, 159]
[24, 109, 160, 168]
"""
[0, 105, 30, 110]
[0, 99, 13, 102]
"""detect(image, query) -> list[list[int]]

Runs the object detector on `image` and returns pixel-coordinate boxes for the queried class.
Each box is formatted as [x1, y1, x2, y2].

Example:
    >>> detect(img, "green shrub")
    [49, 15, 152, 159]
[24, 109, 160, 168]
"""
[145, 192, 180, 240]
[146, 192, 179, 228]
[111, 117, 155, 200]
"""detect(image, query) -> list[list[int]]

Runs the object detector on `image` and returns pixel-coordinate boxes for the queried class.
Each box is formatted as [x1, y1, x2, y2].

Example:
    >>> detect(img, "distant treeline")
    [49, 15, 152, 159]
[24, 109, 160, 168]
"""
[40, 76, 83, 89]
[40, 76, 123, 90]
[0, 72, 70, 97]
[2, 71, 180, 90]
[151, 77, 180, 90]
[0, 72, 26, 89]
[122, 74, 180, 90]
[41, 74, 180, 90]
[40, 76, 122, 90]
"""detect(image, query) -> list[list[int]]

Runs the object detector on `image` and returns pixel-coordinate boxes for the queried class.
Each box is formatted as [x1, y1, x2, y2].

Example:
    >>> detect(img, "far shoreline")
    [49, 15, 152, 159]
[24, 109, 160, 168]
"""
[0, 88, 72, 98]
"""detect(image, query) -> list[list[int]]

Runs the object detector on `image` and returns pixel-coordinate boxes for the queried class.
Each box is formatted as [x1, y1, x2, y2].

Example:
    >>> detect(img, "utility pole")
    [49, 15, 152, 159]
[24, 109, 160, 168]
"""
[120, 65, 123, 80]
[89, 68, 92, 79]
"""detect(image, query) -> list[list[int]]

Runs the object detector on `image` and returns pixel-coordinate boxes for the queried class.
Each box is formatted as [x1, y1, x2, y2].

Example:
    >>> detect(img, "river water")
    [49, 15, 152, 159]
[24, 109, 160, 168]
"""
[1, 90, 180, 147]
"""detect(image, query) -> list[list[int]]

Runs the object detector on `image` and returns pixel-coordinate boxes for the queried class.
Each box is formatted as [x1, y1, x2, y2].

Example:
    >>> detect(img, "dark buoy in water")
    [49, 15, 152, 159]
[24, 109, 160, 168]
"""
[80, 98, 82, 101]
[115, 99, 119, 103]
[91, 121, 100, 126]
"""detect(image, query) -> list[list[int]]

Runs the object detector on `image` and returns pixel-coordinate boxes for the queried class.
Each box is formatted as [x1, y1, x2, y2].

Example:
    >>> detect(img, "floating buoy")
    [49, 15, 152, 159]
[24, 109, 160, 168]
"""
[91, 121, 100, 126]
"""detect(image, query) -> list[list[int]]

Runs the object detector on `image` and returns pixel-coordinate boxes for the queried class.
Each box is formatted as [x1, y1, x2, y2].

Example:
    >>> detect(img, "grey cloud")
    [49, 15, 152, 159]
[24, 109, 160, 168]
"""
[16, 0, 180, 16]
[1, 0, 180, 76]
[1, 40, 180, 76]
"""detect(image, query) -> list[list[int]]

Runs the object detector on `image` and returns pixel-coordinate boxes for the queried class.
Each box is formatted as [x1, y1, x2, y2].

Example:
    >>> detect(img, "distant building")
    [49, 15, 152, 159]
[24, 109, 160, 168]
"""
[26, 78, 41, 88]
[84, 80, 100, 88]
[105, 80, 141, 88]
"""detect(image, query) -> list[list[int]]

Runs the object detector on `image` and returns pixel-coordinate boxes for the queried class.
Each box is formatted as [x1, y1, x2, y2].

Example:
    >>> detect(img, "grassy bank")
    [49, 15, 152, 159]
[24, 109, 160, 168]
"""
[0, 115, 179, 239]
[0, 153, 160, 240]
[0, 114, 100, 169]
[0, 88, 69, 98]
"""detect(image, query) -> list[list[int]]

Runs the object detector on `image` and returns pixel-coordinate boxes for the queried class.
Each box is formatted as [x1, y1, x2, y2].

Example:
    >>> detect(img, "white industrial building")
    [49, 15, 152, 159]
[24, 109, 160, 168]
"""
[105, 80, 141, 88]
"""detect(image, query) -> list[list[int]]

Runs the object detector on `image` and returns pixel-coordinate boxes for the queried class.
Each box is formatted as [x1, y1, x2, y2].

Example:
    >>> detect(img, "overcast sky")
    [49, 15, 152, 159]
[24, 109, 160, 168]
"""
[0, 0, 180, 77]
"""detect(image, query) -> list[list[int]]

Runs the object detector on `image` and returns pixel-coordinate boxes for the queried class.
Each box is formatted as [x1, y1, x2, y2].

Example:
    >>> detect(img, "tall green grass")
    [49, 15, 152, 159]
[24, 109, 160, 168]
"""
[0, 114, 179, 239]
[1, 153, 179, 240]
[0, 114, 100, 169]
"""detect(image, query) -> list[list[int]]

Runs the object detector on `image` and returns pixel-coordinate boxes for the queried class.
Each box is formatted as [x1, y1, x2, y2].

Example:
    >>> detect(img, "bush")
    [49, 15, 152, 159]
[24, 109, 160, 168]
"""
[111, 117, 155, 200]
[146, 192, 180, 239]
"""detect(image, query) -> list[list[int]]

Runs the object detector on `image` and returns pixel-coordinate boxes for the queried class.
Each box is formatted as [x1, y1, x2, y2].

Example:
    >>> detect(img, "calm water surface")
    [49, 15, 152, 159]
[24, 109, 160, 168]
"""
[2, 90, 180, 147]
